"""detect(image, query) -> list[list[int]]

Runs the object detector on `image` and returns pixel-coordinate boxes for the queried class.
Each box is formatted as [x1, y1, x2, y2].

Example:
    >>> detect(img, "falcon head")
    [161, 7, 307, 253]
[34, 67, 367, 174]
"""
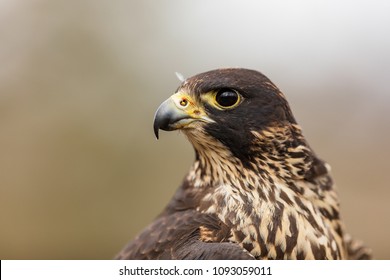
[117, 68, 370, 260]
[154, 68, 301, 167]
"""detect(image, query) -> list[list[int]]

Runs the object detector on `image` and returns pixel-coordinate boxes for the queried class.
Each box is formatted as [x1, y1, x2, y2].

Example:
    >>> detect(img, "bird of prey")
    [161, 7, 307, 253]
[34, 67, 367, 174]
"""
[116, 68, 371, 260]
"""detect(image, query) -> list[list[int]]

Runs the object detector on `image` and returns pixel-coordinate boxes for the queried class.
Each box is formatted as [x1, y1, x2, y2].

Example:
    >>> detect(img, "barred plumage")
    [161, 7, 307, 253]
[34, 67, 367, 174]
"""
[116, 68, 371, 260]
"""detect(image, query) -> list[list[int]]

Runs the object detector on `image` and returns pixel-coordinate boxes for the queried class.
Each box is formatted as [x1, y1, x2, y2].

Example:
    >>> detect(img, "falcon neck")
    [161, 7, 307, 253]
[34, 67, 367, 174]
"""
[185, 124, 313, 189]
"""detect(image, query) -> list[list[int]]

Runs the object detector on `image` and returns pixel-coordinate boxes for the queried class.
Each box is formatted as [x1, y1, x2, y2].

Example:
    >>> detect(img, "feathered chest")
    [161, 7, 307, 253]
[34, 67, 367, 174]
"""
[184, 128, 347, 259]
[189, 168, 346, 260]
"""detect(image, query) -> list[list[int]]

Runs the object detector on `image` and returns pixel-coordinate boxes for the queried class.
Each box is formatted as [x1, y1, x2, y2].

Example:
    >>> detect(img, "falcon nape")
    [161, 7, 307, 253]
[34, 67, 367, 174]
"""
[116, 68, 371, 260]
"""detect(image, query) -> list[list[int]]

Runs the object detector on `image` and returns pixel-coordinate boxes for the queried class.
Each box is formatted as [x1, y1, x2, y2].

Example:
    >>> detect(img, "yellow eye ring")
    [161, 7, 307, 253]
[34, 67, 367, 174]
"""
[214, 89, 241, 109]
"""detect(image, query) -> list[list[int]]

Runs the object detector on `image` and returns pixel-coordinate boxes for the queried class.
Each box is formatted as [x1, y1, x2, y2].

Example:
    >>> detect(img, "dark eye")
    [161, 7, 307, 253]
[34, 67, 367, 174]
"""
[215, 89, 240, 108]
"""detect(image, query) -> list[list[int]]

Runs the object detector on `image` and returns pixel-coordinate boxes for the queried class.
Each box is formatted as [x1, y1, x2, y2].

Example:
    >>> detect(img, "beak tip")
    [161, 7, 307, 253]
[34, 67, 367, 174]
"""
[153, 124, 160, 140]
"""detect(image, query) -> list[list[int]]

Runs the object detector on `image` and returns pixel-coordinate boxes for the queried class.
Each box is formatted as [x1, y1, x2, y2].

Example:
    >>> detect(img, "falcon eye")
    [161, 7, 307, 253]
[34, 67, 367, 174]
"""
[215, 89, 240, 108]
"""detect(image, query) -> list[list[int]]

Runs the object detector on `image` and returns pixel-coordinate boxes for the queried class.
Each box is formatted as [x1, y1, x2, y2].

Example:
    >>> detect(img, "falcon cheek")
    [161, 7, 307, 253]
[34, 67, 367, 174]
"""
[153, 93, 214, 139]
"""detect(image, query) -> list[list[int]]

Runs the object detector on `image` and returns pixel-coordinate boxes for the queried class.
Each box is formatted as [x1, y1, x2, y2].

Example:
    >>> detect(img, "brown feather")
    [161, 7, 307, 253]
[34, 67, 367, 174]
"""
[116, 68, 371, 260]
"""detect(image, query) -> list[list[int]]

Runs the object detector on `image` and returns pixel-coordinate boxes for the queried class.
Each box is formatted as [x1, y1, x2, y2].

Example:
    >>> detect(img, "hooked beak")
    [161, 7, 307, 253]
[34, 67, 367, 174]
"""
[153, 93, 213, 139]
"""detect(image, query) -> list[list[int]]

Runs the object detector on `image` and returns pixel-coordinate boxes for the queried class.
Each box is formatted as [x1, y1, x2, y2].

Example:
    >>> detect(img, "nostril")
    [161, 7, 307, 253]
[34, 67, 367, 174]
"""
[179, 99, 188, 107]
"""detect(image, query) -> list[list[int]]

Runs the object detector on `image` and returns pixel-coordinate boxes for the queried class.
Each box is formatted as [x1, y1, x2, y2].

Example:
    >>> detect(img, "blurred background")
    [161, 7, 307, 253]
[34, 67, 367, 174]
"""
[0, 0, 389, 259]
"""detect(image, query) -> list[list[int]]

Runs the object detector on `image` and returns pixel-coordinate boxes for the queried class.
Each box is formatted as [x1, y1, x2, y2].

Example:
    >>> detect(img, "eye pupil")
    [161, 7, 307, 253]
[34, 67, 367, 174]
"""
[215, 90, 239, 107]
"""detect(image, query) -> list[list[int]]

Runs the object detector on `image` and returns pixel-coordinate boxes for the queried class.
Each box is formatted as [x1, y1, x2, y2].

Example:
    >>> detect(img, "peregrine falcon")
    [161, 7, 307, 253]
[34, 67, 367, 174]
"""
[116, 68, 371, 260]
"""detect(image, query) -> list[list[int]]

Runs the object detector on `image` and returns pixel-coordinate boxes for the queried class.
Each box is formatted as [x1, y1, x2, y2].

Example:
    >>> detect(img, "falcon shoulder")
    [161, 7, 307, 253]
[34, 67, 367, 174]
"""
[115, 209, 254, 260]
